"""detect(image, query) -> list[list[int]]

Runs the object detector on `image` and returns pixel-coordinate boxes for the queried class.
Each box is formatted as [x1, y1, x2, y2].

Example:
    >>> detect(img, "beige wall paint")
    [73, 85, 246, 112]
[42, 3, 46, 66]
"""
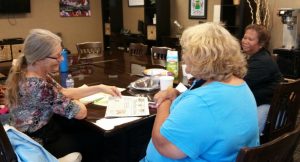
[0, 0, 103, 53]
[169, 0, 300, 53]
[122, 0, 220, 36]
[1, 0, 300, 54]
[170, 0, 220, 36]
[123, 0, 144, 34]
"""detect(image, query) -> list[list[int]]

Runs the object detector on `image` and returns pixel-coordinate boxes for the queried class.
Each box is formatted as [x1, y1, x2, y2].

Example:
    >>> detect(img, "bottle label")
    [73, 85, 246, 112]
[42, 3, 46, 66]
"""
[66, 79, 74, 88]
[66, 74, 74, 88]
[166, 50, 179, 80]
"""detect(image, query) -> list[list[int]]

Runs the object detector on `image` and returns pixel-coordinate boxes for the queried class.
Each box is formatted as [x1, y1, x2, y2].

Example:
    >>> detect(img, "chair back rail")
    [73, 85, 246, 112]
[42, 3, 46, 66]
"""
[151, 46, 172, 67]
[236, 125, 300, 162]
[128, 43, 148, 56]
[261, 79, 300, 143]
[76, 42, 103, 61]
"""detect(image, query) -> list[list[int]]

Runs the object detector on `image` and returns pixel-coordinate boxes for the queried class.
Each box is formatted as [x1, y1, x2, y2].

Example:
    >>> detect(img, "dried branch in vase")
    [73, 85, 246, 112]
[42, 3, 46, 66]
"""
[246, 0, 270, 29]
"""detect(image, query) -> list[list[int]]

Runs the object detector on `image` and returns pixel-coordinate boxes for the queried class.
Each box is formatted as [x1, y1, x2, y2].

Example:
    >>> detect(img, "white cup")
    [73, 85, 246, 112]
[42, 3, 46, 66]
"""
[159, 76, 174, 91]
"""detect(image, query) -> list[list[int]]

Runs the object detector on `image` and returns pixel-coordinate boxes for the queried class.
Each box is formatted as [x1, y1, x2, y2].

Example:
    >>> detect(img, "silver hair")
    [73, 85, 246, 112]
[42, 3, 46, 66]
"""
[24, 29, 62, 64]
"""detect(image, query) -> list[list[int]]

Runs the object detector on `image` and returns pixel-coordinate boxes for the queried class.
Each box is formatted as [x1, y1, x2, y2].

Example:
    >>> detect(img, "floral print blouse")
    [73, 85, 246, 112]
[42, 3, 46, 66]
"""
[9, 75, 80, 133]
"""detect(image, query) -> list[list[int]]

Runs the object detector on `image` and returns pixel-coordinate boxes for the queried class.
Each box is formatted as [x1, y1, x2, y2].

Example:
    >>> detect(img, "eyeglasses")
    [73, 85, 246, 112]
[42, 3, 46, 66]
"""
[46, 51, 63, 61]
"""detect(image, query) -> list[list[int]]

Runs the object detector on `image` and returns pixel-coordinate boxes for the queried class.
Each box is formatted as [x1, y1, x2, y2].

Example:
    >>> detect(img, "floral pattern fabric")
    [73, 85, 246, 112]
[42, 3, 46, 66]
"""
[9, 75, 80, 133]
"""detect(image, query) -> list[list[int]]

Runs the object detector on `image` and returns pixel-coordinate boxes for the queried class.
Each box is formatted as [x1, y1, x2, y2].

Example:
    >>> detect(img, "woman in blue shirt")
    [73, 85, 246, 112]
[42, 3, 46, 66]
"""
[141, 22, 259, 162]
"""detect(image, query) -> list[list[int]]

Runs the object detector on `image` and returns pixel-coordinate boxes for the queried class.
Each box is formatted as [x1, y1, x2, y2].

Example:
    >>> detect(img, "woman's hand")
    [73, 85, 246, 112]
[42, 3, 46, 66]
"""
[154, 88, 180, 107]
[99, 84, 122, 97]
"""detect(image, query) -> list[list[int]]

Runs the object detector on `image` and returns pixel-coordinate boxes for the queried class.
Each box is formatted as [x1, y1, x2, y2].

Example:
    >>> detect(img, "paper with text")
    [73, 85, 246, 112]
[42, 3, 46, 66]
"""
[105, 96, 149, 117]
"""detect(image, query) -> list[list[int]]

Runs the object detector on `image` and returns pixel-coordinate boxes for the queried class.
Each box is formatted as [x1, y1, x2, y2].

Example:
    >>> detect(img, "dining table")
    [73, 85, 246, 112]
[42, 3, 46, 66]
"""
[53, 49, 188, 161]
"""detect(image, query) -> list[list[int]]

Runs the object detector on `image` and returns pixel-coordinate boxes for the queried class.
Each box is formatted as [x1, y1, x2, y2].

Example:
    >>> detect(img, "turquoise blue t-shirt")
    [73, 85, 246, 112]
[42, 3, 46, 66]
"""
[142, 81, 259, 162]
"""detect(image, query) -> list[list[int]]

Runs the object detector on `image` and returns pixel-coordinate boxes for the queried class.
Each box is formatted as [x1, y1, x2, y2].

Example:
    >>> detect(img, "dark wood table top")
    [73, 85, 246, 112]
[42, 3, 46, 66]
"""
[57, 50, 167, 136]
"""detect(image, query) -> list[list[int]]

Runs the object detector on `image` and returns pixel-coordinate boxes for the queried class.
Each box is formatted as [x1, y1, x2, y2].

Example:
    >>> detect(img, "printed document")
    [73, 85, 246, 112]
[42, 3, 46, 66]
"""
[105, 96, 149, 117]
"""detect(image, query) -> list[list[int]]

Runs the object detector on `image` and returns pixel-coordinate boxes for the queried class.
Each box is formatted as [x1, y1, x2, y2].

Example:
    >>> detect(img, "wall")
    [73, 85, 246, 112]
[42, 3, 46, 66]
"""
[122, 0, 220, 36]
[0, 0, 103, 53]
[169, 0, 300, 53]
[170, 0, 220, 36]
[122, 0, 144, 34]
[1, 0, 299, 54]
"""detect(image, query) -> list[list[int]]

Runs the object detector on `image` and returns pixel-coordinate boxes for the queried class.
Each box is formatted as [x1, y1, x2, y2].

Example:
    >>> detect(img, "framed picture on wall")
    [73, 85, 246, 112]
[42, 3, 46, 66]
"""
[59, 0, 91, 17]
[189, 0, 207, 19]
[147, 25, 156, 40]
[128, 0, 144, 7]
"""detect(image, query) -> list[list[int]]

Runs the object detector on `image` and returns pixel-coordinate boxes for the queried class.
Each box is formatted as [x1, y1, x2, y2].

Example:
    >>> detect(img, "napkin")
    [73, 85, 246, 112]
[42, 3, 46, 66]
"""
[94, 117, 141, 130]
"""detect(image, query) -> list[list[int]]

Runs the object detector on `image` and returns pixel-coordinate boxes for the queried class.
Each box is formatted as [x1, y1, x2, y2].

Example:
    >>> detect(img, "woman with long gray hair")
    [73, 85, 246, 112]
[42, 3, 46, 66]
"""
[5, 29, 121, 161]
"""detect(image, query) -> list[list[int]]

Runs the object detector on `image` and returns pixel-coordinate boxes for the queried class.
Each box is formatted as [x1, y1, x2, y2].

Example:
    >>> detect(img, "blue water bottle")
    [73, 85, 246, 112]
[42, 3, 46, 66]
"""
[60, 48, 69, 72]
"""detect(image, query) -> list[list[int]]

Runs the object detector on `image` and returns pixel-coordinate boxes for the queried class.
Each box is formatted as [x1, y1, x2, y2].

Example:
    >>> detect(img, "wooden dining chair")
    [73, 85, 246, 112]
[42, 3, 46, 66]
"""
[150, 46, 172, 67]
[260, 79, 300, 144]
[128, 43, 148, 56]
[0, 121, 17, 162]
[76, 42, 103, 61]
[236, 125, 300, 162]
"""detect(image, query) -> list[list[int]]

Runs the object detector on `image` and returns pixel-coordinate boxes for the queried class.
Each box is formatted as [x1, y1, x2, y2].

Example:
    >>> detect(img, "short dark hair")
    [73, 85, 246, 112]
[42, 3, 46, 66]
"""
[245, 24, 270, 48]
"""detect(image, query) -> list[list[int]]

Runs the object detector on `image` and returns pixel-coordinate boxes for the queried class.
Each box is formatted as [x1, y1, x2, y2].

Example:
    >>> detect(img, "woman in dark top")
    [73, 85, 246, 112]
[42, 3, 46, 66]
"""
[242, 24, 282, 134]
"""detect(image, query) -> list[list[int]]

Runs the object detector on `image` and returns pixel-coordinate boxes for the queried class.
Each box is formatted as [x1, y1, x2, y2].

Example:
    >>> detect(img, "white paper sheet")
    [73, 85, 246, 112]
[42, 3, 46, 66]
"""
[79, 86, 126, 105]
[176, 82, 188, 93]
[105, 96, 149, 117]
[94, 117, 141, 130]
[79, 93, 106, 105]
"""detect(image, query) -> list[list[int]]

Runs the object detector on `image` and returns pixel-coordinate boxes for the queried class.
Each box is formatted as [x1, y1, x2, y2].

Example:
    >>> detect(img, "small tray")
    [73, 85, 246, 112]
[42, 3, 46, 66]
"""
[129, 77, 159, 91]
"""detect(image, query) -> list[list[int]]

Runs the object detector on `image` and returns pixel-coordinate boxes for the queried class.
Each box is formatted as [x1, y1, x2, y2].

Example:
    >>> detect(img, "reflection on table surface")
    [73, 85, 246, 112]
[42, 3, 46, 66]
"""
[57, 50, 166, 135]
[54, 50, 192, 136]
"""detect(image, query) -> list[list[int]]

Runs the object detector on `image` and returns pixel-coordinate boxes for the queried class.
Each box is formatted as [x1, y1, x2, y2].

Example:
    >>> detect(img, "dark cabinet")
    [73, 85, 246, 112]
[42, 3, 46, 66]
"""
[220, 0, 252, 39]
[102, 0, 123, 50]
[144, 0, 170, 46]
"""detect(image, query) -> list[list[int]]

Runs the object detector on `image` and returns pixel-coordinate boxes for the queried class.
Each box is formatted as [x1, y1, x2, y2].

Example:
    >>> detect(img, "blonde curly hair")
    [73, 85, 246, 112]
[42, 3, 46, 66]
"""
[180, 22, 247, 81]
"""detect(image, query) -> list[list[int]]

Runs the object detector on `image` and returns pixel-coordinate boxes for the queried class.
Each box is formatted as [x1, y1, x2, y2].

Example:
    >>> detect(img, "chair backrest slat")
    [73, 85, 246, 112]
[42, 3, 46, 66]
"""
[128, 43, 148, 56]
[150, 46, 172, 67]
[76, 42, 103, 61]
[261, 79, 300, 143]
